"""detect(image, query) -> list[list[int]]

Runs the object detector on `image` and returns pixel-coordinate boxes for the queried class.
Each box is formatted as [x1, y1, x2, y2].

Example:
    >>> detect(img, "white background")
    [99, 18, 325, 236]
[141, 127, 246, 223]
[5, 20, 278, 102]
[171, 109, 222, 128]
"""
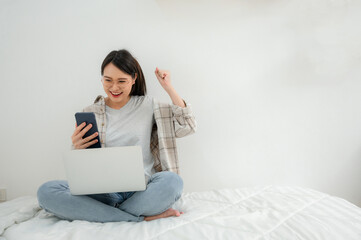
[0, 0, 360, 206]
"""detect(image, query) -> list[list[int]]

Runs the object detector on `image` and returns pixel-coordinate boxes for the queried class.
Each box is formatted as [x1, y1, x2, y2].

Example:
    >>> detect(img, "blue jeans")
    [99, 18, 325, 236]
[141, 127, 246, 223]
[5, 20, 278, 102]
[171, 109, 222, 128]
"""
[37, 171, 183, 222]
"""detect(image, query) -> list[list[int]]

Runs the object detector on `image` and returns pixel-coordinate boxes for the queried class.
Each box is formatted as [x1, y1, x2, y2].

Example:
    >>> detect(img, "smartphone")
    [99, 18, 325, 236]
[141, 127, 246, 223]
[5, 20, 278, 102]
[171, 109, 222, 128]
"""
[75, 112, 101, 148]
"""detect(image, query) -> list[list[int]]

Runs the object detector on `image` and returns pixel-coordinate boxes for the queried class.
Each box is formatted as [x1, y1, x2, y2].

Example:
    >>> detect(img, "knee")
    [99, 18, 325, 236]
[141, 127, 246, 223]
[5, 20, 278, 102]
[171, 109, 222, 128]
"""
[37, 180, 68, 207]
[155, 171, 183, 198]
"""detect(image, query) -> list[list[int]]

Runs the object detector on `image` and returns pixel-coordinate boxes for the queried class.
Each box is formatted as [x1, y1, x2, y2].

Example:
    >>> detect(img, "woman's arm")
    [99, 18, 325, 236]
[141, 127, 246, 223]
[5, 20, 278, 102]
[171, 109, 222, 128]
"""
[155, 67, 185, 108]
[154, 67, 196, 137]
[166, 86, 186, 108]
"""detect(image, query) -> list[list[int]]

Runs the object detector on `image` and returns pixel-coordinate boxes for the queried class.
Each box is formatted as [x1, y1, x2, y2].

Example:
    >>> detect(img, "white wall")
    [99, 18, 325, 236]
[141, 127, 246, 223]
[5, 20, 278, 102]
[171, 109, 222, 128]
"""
[1, 0, 360, 206]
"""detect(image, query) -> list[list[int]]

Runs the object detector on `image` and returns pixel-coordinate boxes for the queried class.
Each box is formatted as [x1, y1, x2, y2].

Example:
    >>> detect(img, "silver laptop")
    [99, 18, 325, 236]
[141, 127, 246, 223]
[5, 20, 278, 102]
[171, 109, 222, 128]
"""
[62, 146, 146, 195]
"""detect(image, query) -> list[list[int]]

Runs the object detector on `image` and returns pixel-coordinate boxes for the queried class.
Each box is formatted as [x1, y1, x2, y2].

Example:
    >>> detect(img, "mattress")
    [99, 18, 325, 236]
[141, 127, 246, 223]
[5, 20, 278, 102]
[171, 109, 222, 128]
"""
[1, 185, 361, 240]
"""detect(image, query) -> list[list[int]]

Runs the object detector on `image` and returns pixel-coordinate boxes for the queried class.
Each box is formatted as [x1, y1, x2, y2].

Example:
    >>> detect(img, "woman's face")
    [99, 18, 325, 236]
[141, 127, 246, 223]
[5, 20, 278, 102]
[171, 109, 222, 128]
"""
[101, 62, 136, 109]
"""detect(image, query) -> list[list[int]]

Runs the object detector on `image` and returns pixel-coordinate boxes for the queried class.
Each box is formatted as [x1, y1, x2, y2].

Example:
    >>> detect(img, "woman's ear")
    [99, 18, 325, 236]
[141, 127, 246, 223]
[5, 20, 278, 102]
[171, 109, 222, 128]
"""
[133, 73, 137, 84]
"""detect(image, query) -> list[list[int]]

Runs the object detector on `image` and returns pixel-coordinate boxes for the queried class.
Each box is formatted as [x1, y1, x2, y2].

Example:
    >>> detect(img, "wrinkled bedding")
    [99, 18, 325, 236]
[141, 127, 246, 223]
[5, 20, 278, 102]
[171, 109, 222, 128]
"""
[1, 185, 361, 240]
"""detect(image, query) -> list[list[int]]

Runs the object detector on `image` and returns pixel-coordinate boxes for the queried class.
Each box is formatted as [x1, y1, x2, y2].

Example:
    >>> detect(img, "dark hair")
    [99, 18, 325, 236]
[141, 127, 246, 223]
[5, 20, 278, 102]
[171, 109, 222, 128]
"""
[101, 49, 146, 96]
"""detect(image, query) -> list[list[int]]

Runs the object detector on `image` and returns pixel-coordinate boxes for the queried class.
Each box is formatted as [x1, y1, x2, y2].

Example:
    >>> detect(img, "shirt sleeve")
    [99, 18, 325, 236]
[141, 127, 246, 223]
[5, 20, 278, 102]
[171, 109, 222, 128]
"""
[171, 99, 197, 138]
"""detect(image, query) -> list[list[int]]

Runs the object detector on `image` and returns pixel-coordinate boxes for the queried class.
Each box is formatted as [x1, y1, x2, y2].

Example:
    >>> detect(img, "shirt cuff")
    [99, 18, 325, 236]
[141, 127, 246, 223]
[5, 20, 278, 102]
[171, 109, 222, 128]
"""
[171, 99, 192, 116]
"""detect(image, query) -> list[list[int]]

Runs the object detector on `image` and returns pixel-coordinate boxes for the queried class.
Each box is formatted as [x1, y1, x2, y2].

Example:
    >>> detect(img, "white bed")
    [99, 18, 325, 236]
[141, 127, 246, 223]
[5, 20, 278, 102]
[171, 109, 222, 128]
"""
[1, 185, 361, 240]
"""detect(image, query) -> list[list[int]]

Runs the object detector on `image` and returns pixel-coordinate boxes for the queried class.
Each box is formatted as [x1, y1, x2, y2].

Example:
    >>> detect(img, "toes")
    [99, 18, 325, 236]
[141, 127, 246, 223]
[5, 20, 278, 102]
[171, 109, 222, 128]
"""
[167, 208, 184, 217]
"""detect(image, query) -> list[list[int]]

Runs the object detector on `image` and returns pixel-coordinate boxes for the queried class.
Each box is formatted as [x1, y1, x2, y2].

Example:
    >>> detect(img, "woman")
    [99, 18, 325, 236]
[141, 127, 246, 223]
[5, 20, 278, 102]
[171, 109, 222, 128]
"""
[37, 49, 197, 222]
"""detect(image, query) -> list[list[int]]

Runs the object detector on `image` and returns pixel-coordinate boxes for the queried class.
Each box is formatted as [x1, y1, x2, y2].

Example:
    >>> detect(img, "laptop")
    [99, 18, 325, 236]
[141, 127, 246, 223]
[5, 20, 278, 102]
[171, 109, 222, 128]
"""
[62, 146, 147, 195]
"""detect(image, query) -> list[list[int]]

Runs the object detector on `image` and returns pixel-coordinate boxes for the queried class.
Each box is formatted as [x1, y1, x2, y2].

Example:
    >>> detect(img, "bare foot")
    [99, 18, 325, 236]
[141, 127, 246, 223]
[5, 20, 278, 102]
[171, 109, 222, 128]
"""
[144, 208, 184, 221]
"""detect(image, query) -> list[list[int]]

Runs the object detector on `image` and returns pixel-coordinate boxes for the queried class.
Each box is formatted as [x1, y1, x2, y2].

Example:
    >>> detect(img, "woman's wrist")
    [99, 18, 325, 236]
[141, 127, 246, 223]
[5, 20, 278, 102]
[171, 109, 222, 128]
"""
[166, 86, 185, 108]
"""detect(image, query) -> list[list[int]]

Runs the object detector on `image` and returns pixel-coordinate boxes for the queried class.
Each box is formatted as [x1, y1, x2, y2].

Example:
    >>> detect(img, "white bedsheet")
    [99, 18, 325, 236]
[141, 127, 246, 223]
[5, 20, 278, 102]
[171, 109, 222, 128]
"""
[1, 185, 361, 240]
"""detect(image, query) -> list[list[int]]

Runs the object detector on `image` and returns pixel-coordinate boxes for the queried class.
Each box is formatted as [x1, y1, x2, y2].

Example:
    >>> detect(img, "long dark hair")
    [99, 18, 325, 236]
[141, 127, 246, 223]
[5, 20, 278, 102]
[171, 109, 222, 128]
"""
[101, 49, 146, 96]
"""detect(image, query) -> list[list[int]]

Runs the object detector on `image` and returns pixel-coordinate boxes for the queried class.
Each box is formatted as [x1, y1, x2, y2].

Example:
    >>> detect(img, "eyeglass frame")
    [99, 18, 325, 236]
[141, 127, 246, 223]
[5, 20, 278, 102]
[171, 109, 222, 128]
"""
[101, 76, 134, 87]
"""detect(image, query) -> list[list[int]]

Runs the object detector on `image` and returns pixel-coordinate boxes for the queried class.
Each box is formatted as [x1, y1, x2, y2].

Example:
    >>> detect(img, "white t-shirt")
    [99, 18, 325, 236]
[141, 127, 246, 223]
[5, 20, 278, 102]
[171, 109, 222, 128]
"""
[105, 95, 156, 184]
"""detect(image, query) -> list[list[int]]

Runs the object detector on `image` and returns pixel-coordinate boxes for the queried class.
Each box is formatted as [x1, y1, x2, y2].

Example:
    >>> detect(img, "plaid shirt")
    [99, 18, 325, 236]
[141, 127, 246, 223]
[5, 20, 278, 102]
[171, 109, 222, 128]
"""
[72, 95, 197, 175]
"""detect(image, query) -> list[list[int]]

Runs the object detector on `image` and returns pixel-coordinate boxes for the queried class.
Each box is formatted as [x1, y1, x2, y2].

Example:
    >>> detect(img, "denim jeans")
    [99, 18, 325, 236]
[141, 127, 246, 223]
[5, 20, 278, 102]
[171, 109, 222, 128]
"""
[37, 171, 183, 223]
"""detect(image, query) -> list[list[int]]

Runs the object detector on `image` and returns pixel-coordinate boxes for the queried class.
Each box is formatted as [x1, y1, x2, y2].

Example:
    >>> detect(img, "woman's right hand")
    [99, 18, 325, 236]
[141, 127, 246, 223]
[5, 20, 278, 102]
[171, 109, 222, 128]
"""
[71, 122, 99, 149]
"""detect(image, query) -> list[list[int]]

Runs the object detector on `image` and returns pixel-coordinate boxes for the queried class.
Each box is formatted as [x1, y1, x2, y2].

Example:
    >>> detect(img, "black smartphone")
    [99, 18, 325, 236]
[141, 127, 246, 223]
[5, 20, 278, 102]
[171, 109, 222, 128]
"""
[75, 112, 101, 148]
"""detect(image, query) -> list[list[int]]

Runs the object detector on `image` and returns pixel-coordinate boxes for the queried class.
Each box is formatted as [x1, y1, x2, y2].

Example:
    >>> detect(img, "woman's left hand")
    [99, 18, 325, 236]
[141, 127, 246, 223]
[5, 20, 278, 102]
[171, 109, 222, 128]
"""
[154, 67, 185, 107]
[155, 67, 172, 92]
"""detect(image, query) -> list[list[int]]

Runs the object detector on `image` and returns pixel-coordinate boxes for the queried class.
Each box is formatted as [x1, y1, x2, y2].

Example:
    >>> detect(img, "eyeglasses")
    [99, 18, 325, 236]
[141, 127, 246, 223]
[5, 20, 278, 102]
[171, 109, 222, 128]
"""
[101, 77, 131, 87]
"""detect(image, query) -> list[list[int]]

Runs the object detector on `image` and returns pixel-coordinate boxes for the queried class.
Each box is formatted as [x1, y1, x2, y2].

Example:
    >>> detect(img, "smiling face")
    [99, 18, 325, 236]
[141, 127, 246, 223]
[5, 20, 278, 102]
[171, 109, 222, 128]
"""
[101, 62, 137, 109]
